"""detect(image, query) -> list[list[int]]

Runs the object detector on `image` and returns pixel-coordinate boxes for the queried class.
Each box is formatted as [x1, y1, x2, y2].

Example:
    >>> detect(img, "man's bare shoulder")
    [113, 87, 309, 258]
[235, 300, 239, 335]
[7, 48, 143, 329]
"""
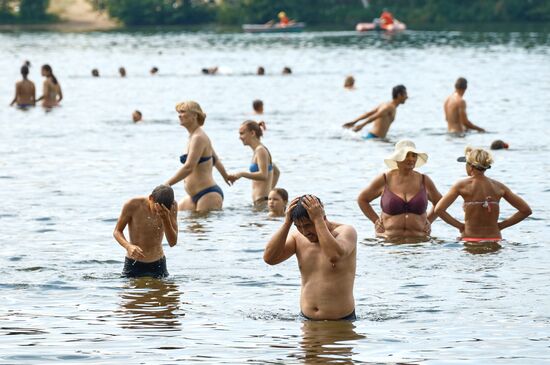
[333, 223, 357, 239]
[124, 197, 148, 211]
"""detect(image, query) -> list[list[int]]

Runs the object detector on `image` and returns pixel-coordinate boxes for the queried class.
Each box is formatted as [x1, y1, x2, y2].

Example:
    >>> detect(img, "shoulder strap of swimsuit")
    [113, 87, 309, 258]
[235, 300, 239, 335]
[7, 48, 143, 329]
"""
[383, 173, 387, 184]
[422, 174, 425, 185]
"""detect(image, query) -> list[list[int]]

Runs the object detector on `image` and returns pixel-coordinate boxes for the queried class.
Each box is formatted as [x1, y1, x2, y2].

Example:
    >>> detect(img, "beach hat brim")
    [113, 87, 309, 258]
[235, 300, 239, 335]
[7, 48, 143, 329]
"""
[384, 149, 428, 170]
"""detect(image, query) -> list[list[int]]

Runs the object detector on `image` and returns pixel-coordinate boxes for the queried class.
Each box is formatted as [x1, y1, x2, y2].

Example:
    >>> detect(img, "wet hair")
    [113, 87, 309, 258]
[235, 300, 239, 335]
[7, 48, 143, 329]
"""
[24, 60, 31, 67]
[392, 84, 406, 99]
[175, 101, 206, 125]
[42, 64, 58, 85]
[465, 146, 493, 171]
[150, 67, 158, 74]
[21, 65, 29, 76]
[282, 67, 292, 74]
[119, 67, 126, 77]
[271, 188, 288, 203]
[252, 99, 263, 112]
[455, 77, 467, 90]
[490, 140, 509, 150]
[91, 69, 99, 77]
[150, 184, 174, 209]
[344, 75, 355, 88]
[291, 195, 323, 222]
[257, 66, 265, 75]
[242, 120, 266, 138]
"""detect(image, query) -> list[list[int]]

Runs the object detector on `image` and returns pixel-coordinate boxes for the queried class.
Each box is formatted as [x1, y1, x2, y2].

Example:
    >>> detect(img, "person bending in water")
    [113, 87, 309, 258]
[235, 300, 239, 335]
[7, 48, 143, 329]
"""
[268, 188, 288, 217]
[264, 195, 357, 320]
[444, 77, 485, 134]
[434, 146, 531, 243]
[343, 84, 407, 139]
[229, 120, 280, 208]
[165, 101, 231, 212]
[36, 64, 62, 108]
[113, 184, 178, 278]
[10, 65, 35, 109]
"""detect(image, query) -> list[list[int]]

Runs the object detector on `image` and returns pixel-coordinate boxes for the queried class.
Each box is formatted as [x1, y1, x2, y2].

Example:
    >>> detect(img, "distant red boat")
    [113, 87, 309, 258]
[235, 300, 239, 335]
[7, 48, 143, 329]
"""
[356, 20, 406, 32]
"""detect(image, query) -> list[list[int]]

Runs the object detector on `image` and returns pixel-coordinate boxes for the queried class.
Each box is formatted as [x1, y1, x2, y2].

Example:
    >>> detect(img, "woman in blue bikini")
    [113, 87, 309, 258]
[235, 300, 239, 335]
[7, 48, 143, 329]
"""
[435, 146, 531, 243]
[165, 101, 231, 212]
[357, 140, 460, 242]
[229, 120, 280, 208]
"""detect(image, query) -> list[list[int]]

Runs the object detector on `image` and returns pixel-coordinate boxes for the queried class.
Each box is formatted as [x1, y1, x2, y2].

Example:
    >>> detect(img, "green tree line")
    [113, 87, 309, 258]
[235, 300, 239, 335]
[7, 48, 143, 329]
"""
[0, 0, 53, 23]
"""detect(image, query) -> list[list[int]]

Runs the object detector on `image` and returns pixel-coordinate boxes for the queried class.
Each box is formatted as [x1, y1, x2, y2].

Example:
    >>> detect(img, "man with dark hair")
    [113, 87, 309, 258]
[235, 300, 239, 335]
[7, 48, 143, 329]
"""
[444, 77, 485, 134]
[113, 185, 178, 278]
[10, 65, 36, 109]
[343, 84, 407, 139]
[264, 195, 357, 320]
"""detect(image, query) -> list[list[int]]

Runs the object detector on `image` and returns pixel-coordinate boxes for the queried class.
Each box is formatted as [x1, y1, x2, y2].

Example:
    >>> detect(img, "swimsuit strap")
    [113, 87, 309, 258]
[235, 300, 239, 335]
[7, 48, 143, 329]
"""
[463, 196, 498, 212]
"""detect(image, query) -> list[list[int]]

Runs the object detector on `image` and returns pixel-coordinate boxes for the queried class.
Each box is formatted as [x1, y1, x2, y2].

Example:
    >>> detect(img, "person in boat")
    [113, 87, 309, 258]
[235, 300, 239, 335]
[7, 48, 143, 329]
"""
[10, 65, 36, 109]
[264, 195, 357, 320]
[379, 9, 394, 28]
[113, 184, 178, 279]
[268, 188, 288, 218]
[228, 120, 281, 208]
[278, 11, 291, 26]
[342, 84, 407, 139]
[165, 101, 231, 212]
[357, 140, 459, 242]
[434, 146, 531, 243]
[444, 77, 485, 134]
[36, 64, 62, 109]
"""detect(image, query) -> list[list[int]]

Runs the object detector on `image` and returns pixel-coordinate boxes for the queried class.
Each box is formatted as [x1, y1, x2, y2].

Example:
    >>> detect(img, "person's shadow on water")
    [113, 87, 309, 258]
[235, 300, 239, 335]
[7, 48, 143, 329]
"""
[116, 278, 183, 331]
[296, 320, 365, 364]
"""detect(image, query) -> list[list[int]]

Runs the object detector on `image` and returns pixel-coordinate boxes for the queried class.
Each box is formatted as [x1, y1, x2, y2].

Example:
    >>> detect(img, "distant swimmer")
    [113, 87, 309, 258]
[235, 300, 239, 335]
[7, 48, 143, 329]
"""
[10, 65, 36, 109]
[36, 64, 62, 108]
[252, 99, 264, 114]
[490, 139, 509, 150]
[344, 75, 355, 90]
[343, 84, 407, 139]
[444, 77, 485, 134]
[165, 101, 231, 212]
[268, 188, 288, 217]
[91, 69, 100, 77]
[435, 146, 531, 243]
[119, 67, 126, 77]
[150, 66, 159, 75]
[282, 67, 292, 75]
[264, 195, 357, 320]
[201, 67, 218, 75]
[257, 66, 265, 75]
[113, 184, 178, 278]
[132, 110, 142, 123]
[228, 120, 280, 208]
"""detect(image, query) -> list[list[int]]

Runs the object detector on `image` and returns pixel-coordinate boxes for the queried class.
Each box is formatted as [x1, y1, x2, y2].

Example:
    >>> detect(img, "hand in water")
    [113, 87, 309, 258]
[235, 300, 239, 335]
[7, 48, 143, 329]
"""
[342, 121, 356, 129]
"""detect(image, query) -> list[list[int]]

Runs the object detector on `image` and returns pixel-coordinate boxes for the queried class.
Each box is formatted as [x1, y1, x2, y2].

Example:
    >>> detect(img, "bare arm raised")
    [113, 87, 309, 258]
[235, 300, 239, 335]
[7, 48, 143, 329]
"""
[156, 201, 178, 246]
[264, 197, 299, 265]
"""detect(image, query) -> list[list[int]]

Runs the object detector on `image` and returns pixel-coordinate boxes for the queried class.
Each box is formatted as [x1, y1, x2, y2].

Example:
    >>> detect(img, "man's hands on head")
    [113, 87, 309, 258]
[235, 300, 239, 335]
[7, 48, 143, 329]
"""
[301, 195, 325, 223]
[284, 197, 300, 224]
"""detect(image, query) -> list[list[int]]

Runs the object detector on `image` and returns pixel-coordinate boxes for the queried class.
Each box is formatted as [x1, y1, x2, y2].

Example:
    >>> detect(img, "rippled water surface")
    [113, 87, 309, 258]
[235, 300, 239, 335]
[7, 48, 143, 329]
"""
[1, 29, 549, 364]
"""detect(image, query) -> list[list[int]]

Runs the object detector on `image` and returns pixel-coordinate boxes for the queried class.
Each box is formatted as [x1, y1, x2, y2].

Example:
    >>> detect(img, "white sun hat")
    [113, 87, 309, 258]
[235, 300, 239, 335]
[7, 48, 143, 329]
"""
[384, 139, 428, 170]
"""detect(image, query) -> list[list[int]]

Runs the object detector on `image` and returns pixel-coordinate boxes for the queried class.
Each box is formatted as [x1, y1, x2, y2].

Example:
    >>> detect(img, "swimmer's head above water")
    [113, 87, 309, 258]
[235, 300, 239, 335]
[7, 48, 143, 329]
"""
[291, 195, 325, 242]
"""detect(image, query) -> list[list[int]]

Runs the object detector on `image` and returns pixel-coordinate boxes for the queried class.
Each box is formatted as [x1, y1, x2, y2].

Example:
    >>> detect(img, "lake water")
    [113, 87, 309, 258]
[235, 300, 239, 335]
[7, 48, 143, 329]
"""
[0, 28, 549, 364]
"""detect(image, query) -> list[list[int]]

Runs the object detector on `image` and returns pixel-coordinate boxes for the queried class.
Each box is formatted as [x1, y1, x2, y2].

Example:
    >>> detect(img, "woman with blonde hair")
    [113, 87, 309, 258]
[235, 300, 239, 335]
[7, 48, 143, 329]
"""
[358, 139, 459, 242]
[435, 146, 531, 242]
[229, 120, 280, 208]
[165, 101, 231, 212]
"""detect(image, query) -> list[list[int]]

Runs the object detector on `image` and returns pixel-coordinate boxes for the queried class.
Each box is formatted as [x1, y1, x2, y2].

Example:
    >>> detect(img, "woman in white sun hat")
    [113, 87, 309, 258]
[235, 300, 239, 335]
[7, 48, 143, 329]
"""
[357, 139, 460, 242]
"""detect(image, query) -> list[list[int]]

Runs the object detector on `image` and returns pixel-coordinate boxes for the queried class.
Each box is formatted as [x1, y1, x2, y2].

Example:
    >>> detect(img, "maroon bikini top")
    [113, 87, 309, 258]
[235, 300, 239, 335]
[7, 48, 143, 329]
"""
[380, 174, 428, 216]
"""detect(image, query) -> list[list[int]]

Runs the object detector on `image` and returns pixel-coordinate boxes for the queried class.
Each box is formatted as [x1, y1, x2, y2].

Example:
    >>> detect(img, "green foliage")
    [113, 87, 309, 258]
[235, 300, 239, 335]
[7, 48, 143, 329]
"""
[19, 0, 50, 21]
[104, 0, 215, 26]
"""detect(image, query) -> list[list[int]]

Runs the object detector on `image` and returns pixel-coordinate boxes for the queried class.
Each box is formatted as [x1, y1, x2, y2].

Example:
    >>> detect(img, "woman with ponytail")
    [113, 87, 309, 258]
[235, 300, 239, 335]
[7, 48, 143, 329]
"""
[229, 120, 280, 207]
[37, 64, 62, 108]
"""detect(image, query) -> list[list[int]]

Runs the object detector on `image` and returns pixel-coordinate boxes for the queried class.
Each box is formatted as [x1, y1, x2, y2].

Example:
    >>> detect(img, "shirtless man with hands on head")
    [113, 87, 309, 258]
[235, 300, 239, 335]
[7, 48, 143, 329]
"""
[264, 195, 357, 320]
